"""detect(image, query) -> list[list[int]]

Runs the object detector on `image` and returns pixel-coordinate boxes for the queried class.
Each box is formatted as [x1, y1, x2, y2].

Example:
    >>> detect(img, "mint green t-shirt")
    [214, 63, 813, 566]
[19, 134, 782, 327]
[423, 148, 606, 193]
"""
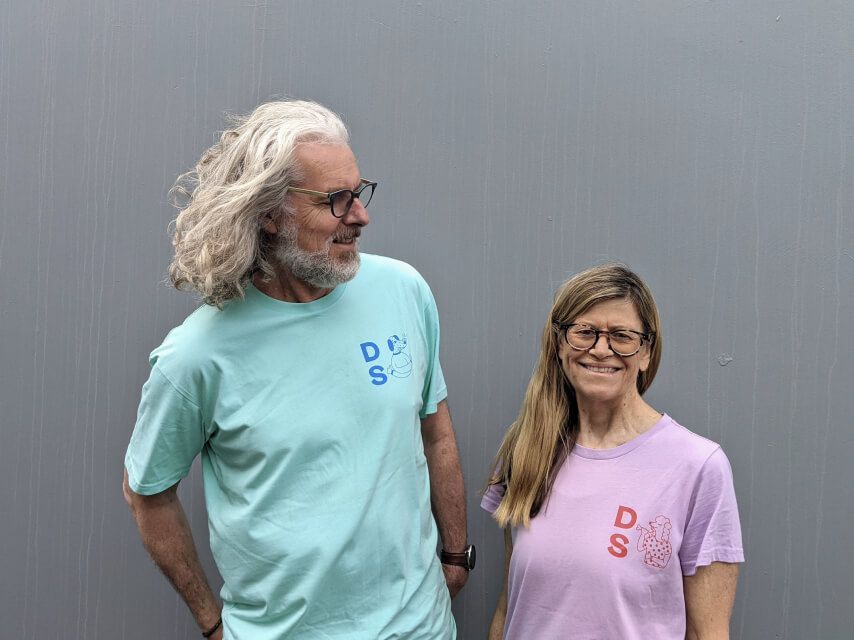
[125, 254, 454, 639]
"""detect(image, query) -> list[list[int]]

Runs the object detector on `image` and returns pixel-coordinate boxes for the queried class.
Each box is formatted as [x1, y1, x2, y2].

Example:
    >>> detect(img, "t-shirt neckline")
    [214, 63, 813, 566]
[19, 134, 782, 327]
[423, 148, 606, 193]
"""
[571, 414, 671, 460]
[245, 279, 348, 315]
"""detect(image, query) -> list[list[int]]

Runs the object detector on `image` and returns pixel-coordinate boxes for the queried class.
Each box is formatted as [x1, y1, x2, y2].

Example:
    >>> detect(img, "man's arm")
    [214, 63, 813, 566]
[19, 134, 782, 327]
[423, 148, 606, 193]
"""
[683, 561, 740, 640]
[420, 399, 468, 598]
[122, 469, 223, 639]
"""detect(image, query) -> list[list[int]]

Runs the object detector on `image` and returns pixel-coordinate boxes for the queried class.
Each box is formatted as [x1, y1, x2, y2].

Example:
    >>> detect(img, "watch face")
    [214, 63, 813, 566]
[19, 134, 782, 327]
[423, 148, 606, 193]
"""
[467, 545, 476, 570]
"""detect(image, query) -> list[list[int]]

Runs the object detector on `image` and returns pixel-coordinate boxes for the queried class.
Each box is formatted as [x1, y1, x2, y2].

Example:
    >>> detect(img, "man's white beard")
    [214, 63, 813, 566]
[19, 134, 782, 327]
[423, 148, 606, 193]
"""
[274, 221, 360, 289]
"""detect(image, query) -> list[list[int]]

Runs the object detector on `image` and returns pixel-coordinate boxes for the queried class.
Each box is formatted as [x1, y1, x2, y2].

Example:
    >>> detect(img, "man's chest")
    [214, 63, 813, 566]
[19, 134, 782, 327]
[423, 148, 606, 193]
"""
[201, 314, 431, 460]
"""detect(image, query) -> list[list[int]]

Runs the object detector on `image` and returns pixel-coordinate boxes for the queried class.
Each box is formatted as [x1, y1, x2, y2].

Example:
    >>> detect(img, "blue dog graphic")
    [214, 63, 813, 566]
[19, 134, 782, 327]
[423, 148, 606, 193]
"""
[387, 335, 413, 378]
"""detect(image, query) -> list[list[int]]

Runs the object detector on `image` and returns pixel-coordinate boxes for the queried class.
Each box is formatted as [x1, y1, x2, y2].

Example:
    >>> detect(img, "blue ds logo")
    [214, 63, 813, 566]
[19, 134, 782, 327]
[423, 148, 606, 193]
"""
[360, 334, 413, 385]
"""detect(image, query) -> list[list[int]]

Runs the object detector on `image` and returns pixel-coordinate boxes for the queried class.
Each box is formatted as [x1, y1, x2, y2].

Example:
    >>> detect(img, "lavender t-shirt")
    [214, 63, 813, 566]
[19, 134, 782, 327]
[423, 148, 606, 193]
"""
[481, 414, 744, 640]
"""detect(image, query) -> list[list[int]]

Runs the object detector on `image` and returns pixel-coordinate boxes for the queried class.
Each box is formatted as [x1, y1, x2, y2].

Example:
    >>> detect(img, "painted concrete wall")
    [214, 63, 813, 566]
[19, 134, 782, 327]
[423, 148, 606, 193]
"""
[1, 1, 852, 638]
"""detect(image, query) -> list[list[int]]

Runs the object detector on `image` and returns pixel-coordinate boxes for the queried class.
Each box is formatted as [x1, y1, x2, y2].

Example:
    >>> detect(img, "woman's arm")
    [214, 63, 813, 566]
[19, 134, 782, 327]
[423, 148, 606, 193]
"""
[488, 526, 513, 640]
[683, 562, 740, 640]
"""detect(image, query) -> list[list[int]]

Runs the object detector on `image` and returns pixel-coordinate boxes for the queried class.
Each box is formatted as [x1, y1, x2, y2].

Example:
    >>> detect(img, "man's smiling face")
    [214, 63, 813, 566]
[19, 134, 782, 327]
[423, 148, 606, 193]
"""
[274, 143, 369, 289]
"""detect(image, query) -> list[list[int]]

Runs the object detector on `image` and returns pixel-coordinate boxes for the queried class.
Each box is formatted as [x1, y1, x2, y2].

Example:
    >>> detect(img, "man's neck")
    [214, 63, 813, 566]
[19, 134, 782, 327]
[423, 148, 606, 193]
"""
[252, 267, 333, 303]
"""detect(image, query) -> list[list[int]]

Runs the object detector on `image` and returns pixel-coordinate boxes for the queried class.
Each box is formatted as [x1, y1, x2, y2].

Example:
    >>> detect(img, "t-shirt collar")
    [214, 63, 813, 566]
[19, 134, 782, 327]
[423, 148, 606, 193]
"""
[571, 414, 671, 460]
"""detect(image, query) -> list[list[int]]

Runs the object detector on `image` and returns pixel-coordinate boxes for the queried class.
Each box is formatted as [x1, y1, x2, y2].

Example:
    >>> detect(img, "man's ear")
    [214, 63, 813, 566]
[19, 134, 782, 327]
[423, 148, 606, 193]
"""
[261, 212, 279, 235]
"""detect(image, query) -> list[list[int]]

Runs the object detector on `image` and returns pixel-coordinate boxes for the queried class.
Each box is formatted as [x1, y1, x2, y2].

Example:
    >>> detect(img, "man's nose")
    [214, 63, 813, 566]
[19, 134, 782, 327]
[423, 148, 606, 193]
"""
[343, 198, 370, 226]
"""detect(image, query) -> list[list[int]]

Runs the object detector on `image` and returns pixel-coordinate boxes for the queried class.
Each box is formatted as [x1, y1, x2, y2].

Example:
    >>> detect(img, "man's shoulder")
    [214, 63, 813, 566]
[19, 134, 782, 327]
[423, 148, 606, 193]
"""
[148, 302, 240, 374]
[356, 254, 436, 312]
[359, 253, 425, 282]
[358, 253, 433, 296]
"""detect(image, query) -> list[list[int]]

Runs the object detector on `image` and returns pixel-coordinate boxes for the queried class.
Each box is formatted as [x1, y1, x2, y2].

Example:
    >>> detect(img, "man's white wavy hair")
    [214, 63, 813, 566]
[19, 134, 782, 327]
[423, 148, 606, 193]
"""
[169, 100, 350, 306]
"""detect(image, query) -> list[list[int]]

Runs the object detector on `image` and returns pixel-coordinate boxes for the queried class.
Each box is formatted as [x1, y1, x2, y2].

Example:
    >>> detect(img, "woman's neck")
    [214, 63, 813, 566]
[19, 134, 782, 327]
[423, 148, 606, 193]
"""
[575, 397, 661, 450]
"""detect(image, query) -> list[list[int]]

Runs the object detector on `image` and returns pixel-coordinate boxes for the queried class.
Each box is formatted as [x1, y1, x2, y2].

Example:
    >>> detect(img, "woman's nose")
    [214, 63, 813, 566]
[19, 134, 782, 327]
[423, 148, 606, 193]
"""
[589, 333, 613, 356]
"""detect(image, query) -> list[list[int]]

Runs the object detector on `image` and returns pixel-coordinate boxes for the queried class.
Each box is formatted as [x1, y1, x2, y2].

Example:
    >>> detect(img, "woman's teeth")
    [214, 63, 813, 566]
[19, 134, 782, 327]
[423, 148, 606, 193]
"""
[582, 364, 618, 373]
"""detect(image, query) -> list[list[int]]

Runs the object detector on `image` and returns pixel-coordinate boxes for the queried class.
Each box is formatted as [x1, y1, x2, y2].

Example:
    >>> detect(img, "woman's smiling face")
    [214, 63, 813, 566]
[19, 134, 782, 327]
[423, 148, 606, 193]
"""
[558, 298, 651, 407]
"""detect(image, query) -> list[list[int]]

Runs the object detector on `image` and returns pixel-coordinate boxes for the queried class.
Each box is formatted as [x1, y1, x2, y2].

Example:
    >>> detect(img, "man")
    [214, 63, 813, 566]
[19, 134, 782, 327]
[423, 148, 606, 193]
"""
[123, 100, 472, 639]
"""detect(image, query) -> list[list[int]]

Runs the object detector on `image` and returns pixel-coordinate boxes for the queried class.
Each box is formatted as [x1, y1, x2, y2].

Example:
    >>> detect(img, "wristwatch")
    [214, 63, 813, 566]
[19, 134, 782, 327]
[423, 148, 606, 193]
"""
[440, 544, 476, 571]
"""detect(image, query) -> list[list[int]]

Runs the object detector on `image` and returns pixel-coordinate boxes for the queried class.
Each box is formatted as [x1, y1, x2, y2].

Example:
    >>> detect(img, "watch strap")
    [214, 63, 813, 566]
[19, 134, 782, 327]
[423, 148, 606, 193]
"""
[440, 544, 475, 571]
[440, 550, 468, 565]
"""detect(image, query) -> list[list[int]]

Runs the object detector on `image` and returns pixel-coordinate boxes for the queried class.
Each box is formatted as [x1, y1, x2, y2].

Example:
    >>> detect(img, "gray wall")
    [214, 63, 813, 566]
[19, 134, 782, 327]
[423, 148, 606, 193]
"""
[2, 1, 853, 638]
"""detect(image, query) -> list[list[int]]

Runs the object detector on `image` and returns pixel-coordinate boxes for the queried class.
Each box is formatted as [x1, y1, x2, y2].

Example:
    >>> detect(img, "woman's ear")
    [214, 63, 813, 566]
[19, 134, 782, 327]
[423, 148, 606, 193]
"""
[638, 345, 651, 373]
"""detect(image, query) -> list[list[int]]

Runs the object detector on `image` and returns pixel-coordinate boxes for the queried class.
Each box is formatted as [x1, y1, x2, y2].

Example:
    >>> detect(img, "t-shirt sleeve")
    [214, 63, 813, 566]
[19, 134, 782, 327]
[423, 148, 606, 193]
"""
[480, 481, 506, 514]
[680, 447, 745, 575]
[419, 282, 448, 418]
[124, 365, 207, 495]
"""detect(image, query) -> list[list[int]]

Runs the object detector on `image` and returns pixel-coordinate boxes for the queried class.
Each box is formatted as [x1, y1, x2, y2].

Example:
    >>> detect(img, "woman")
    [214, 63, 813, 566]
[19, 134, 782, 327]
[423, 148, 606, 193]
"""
[482, 264, 744, 639]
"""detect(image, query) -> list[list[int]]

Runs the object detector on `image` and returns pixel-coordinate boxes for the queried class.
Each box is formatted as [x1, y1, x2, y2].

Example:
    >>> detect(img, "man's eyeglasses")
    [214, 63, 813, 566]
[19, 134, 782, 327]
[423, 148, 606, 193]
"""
[285, 179, 377, 219]
[555, 323, 653, 357]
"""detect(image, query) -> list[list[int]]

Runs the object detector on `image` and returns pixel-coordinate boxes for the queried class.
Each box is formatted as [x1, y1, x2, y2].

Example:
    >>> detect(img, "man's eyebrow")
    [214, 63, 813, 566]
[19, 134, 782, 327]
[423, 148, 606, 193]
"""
[323, 179, 362, 192]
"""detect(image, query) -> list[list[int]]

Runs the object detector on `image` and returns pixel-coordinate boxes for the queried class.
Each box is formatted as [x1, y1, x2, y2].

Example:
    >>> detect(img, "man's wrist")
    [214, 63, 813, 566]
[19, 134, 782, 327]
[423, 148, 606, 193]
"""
[201, 617, 222, 638]
[440, 544, 476, 571]
[201, 616, 222, 638]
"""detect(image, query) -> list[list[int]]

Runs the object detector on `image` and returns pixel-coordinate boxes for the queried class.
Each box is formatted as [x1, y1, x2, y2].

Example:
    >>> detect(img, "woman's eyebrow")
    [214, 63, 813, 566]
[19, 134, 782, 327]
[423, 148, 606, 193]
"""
[573, 322, 641, 331]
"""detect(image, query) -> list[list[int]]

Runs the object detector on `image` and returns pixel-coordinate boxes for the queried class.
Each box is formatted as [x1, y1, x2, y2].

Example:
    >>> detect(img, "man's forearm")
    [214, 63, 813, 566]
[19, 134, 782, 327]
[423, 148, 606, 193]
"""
[421, 401, 469, 598]
[426, 445, 467, 551]
[124, 472, 221, 633]
[420, 401, 467, 551]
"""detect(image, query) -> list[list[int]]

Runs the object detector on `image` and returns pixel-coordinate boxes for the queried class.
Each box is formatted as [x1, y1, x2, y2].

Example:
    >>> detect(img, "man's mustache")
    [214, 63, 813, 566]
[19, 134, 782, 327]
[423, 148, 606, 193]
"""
[334, 227, 361, 242]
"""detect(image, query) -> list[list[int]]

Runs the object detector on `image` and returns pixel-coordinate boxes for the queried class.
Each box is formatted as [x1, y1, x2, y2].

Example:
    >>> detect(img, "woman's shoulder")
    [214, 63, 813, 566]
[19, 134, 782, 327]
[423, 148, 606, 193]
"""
[657, 414, 729, 467]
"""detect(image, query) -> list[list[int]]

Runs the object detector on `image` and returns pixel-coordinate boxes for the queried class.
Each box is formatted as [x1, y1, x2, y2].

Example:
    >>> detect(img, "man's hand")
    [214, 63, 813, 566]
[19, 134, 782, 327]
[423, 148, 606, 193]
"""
[441, 563, 469, 599]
